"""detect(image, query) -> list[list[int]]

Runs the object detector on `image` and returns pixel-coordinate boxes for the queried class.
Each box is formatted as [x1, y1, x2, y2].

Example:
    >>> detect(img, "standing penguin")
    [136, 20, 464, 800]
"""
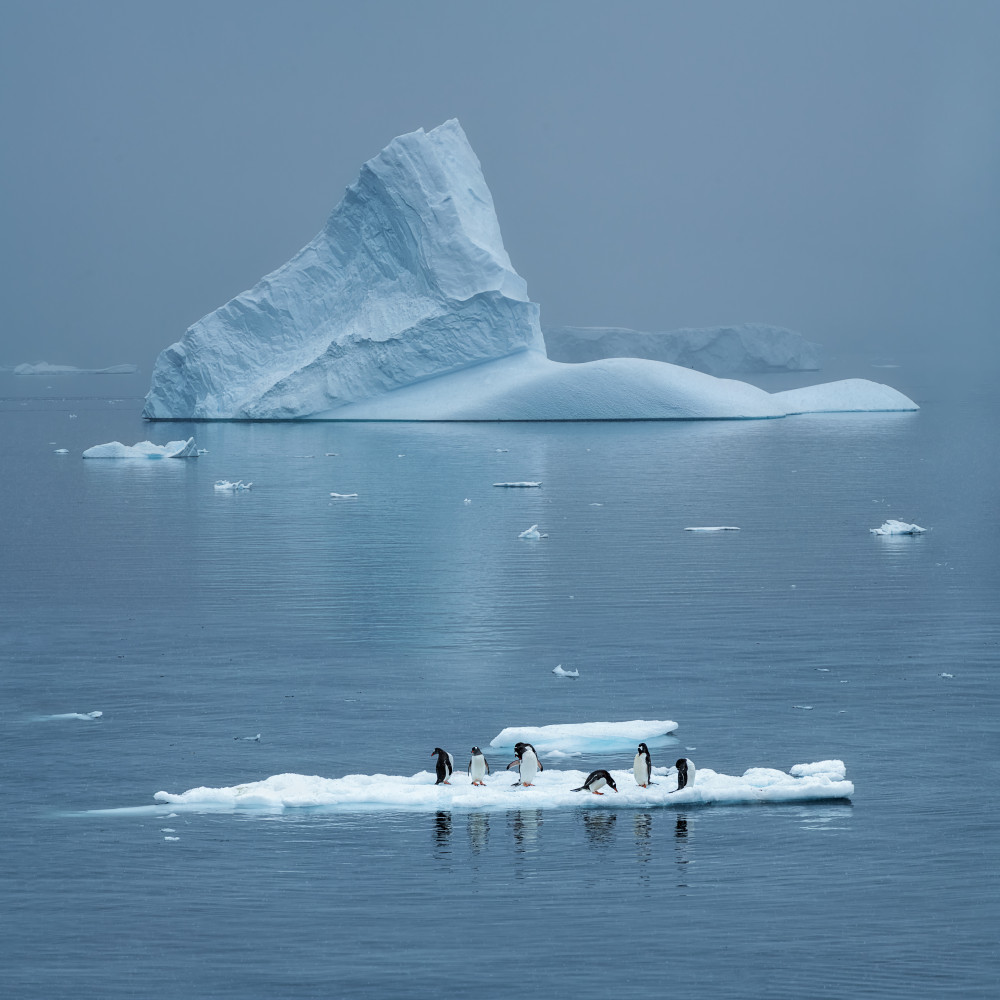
[468, 747, 490, 786]
[633, 743, 653, 788]
[431, 747, 454, 785]
[672, 757, 695, 792]
[506, 742, 542, 786]
[572, 769, 619, 795]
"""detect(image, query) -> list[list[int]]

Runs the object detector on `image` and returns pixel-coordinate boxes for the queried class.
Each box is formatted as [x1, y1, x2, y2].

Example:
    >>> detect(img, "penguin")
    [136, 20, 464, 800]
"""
[506, 741, 542, 786]
[672, 757, 695, 792]
[431, 747, 454, 785]
[571, 769, 619, 795]
[633, 742, 653, 788]
[468, 746, 490, 786]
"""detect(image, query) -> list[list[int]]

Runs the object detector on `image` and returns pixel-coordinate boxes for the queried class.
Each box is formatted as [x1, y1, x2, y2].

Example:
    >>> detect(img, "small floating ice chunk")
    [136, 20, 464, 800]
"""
[940, 672, 954, 679]
[37, 711, 103, 721]
[871, 519, 926, 535]
[214, 480, 252, 491]
[235, 734, 261, 742]
[163, 836, 180, 841]
[685, 526, 740, 532]
[552, 664, 580, 678]
[519, 524, 546, 539]
[54, 448, 69, 454]
[329, 492, 359, 498]
[494, 481, 541, 488]
[161, 828, 176, 833]
[495, 448, 509, 452]
[793, 705, 814, 710]
[463, 498, 471, 504]
[83, 438, 198, 459]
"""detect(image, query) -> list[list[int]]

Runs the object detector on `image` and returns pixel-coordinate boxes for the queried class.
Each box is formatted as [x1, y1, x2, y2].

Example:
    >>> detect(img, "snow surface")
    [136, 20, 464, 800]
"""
[143, 760, 851, 814]
[543, 323, 821, 374]
[144, 120, 917, 422]
[490, 720, 678, 753]
[83, 438, 198, 459]
[871, 519, 926, 535]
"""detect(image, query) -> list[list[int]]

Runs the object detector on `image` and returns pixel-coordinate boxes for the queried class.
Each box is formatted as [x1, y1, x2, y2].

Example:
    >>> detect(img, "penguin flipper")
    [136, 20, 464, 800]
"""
[485, 758, 491, 775]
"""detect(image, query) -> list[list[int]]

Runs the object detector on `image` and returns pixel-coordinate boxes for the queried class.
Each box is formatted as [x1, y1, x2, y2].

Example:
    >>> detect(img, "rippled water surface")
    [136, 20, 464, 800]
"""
[1, 363, 997, 998]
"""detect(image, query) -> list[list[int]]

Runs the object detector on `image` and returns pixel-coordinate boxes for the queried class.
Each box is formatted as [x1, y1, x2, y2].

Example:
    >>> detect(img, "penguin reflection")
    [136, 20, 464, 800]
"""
[510, 809, 542, 852]
[433, 811, 452, 856]
[582, 810, 617, 847]
[633, 812, 653, 866]
[674, 813, 691, 888]
[467, 812, 490, 854]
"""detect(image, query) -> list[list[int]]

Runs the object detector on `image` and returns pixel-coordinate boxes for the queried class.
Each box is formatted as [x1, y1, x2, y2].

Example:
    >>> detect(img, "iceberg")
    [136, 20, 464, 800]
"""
[543, 324, 821, 374]
[214, 479, 252, 491]
[82, 438, 198, 459]
[144, 120, 917, 421]
[552, 665, 580, 678]
[134, 759, 851, 815]
[490, 720, 678, 753]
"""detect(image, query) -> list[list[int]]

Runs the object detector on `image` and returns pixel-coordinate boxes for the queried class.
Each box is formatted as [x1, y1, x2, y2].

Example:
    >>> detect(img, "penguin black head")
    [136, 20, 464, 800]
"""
[432, 747, 446, 757]
[638, 743, 649, 755]
[471, 746, 482, 754]
[675, 758, 687, 769]
[603, 772, 619, 792]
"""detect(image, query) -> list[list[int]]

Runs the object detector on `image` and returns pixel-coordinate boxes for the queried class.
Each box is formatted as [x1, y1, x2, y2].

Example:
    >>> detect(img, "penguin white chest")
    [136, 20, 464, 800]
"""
[519, 750, 539, 785]
[589, 773, 608, 792]
[469, 756, 487, 782]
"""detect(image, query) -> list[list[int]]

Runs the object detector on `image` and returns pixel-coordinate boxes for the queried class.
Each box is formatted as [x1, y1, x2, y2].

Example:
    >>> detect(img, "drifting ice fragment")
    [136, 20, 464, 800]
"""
[871, 520, 926, 535]
[494, 482, 541, 488]
[83, 438, 198, 459]
[54, 448, 69, 454]
[519, 524, 546, 539]
[37, 711, 103, 721]
[685, 526, 740, 532]
[552, 665, 580, 678]
[329, 492, 359, 498]
[214, 480, 252, 491]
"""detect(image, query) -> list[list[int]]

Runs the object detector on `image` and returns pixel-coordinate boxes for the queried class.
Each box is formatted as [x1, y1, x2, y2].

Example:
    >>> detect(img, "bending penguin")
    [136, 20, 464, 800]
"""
[572, 769, 619, 795]
[431, 747, 454, 785]
[671, 757, 696, 792]
[633, 742, 653, 788]
[468, 746, 490, 786]
[506, 741, 542, 786]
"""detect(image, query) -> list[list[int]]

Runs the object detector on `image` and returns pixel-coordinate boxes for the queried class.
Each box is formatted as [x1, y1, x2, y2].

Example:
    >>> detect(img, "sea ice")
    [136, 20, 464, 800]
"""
[871, 520, 926, 535]
[214, 480, 252, 491]
[83, 438, 198, 459]
[142, 759, 851, 814]
[143, 121, 917, 422]
[36, 711, 103, 721]
[14, 361, 138, 375]
[54, 448, 69, 454]
[519, 524, 544, 539]
[685, 526, 740, 532]
[552, 665, 580, 678]
[494, 482, 542, 488]
[490, 720, 678, 753]
[329, 492, 358, 498]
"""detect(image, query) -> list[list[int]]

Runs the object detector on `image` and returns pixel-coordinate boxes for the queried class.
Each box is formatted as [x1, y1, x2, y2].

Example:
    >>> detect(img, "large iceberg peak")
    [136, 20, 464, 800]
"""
[144, 119, 543, 419]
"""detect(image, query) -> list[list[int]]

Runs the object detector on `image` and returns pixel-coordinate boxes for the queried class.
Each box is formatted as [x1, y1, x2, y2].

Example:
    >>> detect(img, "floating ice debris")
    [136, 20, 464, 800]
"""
[491, 720, 678, 753]
[54, 448, 69, 454]
[235, 734, 261, 742]
[940, 672, 954, 679]
[164, 836, 180, 841]
[293, 455, 315, 458]
[325, 453, 338, 457]
[463, 498, 472, 504]
[197, 448, 209, 454]
[815, 668, 830, 672]
[37, 711, 103, 721]
[69, 414, 77, 418]
[519, 524, 546, 539]
[589, 503, 603, 506]
[214, 480, 252, 491]
[161, 828, 175, 833]
[83, 438, 198, 459]
[495, 448, 509, 452]
[138, 760, 851, 814]
[494, 482, 541, 488]
[329, 492, 359, 498]
[793, 705, 814, 710]
[871, 520, 926, 535]
[552, 665, 580, 678]
[685, 526, 740, 532]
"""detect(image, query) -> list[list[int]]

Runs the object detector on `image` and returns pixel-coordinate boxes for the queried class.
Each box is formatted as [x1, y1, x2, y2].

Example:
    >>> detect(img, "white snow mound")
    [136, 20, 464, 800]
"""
[145, 760, 851, 813]
[490, 720, 678, 752]
[83, 438, 198, 459]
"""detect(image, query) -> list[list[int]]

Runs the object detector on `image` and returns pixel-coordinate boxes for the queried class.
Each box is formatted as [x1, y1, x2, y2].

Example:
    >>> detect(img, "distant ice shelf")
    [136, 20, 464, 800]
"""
[490, 720, 678, 753]
[143, 120, 918, 422]
[10, 361, 138, 375]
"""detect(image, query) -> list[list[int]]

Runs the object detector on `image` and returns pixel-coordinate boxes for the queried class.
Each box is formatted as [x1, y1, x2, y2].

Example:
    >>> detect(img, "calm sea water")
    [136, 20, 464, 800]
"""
[1, 358, 997, 999]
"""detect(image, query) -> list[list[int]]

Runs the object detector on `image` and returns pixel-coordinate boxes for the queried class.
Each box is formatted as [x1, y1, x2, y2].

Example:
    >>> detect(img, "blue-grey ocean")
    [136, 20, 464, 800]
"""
[1, 356, 997, 999]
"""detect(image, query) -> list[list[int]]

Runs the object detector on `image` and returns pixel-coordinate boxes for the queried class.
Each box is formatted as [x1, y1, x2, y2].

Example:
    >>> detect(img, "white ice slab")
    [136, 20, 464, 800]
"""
[138, 760, 851, 814]
[490, 720, 678, 752]
[83, 438, 198, 459]
[871, 519, 926, 535]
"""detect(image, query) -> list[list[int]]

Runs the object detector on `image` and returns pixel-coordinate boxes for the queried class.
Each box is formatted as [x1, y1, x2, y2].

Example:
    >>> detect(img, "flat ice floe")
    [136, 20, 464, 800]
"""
[36, 711, 102, 721]
[83, 438, 198, 459]
[139, 760, 851, 814]
[490, 720, 678, 753]
[871, 519, 926, 535]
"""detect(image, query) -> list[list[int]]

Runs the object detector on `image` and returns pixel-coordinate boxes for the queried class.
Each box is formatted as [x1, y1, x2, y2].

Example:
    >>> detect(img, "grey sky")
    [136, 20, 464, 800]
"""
[2, 1, 997, 371]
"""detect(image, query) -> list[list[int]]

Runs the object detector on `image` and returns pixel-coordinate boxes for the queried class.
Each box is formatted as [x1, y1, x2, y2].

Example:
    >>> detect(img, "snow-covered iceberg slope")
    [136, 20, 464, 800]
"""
[141, 760, 851, 814]
[490, 720, 678, 753]
[144, 119, 916, 421]
[543, 324, 820, 374]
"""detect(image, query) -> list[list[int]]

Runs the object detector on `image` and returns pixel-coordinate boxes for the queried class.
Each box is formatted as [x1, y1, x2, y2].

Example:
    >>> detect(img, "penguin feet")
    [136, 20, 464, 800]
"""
[592, 790, 604, 795]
